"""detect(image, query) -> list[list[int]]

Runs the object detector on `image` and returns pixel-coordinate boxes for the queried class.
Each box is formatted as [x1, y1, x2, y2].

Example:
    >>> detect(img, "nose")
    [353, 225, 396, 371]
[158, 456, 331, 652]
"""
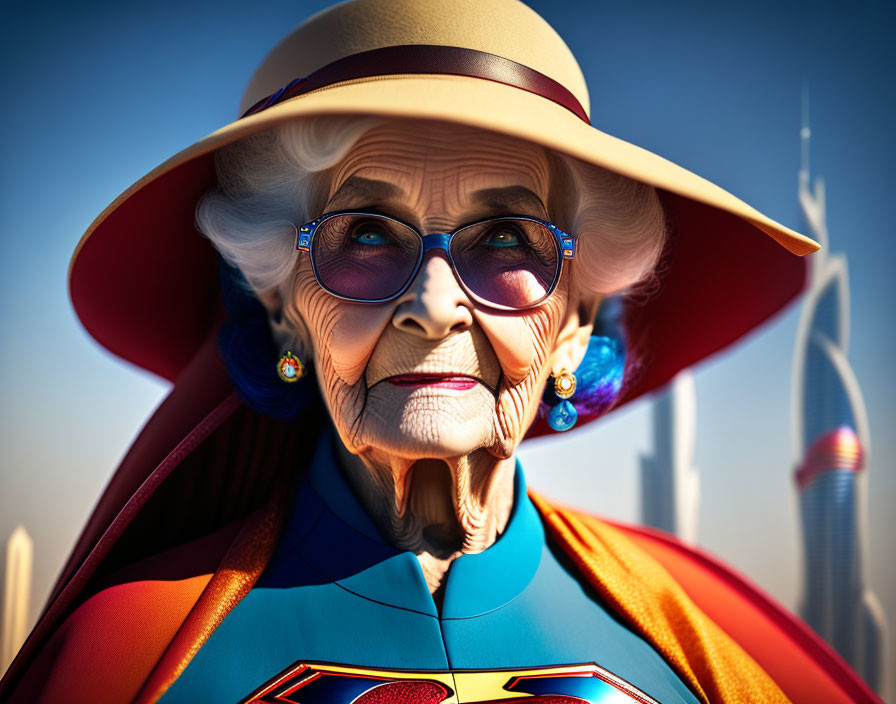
[393, 252, 473, 338]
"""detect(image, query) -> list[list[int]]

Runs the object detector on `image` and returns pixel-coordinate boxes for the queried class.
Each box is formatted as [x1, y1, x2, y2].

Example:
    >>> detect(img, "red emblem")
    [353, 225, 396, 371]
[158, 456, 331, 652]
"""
[240, 661, 658, 704]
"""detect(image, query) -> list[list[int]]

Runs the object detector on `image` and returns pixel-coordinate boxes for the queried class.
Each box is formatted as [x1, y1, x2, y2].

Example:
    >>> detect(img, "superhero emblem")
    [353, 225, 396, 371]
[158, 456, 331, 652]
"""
[240, 661, 659, 703]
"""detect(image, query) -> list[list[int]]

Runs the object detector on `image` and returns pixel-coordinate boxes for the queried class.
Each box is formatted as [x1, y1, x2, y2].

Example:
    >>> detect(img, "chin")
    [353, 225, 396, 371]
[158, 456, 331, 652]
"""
[352, 383, 499, 459]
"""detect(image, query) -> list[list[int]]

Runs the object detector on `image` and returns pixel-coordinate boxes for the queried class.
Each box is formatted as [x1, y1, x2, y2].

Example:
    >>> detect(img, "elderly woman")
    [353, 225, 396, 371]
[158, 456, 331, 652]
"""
[0, 1, 878, 703]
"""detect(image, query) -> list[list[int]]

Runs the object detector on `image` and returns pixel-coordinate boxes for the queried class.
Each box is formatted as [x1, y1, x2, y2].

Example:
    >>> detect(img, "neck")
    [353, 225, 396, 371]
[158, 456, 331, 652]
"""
[335, 443, 516, 602]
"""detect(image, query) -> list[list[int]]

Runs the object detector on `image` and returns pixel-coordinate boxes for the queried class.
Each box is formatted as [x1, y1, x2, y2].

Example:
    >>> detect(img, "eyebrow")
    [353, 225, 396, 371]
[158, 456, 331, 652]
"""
[326, 178, 548, 221]
[327, 176, 406, 210]
[472, 185, 547, 214]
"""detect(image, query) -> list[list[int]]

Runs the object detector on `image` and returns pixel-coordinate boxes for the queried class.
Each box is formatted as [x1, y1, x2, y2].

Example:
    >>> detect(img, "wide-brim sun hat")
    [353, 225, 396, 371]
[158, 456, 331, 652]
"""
[68, 0, 818, 432]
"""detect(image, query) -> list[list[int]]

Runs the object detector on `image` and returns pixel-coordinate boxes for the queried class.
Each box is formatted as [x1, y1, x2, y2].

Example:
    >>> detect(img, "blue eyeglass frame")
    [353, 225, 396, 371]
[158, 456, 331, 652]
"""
[295, 210, 578, 311]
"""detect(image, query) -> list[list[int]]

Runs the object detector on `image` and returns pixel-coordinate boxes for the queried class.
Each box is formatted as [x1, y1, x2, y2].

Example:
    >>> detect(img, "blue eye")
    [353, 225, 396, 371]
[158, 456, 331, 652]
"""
[483, 227, 522, 248]
[353, 229, 391, 246]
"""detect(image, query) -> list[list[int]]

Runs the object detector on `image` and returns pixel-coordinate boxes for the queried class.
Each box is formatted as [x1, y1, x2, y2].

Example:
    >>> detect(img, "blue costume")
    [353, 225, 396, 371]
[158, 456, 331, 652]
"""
[160, 433, 699, 703]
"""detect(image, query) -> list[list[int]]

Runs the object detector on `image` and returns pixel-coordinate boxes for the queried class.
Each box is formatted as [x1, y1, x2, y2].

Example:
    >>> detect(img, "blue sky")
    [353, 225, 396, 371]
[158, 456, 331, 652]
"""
[1, 0, 893, 686]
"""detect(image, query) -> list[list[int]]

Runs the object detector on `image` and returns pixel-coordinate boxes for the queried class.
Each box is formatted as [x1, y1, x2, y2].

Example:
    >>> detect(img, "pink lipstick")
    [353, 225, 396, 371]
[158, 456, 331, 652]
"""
[386, 374, 478, 390]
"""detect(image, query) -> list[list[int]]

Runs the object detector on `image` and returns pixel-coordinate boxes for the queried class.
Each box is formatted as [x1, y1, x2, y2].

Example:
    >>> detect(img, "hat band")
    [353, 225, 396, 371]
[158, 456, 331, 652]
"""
[241, 44, 590, 124]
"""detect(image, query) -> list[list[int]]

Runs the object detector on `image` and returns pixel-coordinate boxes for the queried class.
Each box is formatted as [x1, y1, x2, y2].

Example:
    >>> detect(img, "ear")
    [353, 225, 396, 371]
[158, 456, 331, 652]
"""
[256, 287, 312, 360]
[550, 293, 602, 375]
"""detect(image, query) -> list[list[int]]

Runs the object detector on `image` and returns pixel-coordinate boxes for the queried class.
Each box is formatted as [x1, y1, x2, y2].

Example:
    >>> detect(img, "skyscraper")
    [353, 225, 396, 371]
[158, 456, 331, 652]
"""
[640, 370, 700, 542]
[1, 525, 33, 675]
[792, 96, 886, 694]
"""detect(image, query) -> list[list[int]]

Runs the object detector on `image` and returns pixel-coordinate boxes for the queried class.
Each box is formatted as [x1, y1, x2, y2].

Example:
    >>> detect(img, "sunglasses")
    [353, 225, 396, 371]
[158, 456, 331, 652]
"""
[295, 211, 577, 311]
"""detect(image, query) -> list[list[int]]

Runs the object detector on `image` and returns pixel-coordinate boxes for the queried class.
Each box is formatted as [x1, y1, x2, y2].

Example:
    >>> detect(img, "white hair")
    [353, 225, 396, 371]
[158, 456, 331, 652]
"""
[195, 117, 666, 298]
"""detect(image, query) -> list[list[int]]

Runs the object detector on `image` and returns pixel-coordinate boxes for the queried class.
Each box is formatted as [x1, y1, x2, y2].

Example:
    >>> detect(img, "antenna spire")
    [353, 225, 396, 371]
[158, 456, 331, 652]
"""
[798, 86, 828, 257]
[801, 85, 811, 176]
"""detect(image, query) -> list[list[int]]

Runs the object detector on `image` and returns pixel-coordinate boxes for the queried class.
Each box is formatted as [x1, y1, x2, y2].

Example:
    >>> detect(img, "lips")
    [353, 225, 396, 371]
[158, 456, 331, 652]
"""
[385, 373, 479, 390]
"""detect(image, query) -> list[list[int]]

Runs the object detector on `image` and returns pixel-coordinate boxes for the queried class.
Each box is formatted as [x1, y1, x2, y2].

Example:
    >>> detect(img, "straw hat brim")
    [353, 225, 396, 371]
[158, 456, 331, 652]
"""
[68, 73, 817, 425]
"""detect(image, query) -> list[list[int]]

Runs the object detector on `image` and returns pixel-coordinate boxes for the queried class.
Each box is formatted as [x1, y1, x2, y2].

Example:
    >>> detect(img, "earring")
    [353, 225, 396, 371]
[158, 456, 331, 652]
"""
[276, 350, 305, 383]
[547, 370, 578, 432]
[538, 335, 625, 433]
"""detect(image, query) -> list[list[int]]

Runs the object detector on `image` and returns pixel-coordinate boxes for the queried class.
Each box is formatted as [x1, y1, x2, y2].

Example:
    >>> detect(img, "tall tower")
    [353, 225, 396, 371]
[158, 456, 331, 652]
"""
[1, 525, 33, 675]
[792, 93, 886, 694]
[640, 371, 700, 542]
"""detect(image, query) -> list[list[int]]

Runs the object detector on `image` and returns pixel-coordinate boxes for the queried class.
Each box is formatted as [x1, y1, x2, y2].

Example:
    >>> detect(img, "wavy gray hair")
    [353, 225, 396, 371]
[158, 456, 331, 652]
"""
[196, 117, 666, 299]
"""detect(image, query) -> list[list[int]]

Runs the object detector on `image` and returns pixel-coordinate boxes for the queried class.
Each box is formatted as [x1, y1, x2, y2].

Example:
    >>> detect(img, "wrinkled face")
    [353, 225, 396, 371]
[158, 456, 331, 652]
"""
[283, 122, 592, 462]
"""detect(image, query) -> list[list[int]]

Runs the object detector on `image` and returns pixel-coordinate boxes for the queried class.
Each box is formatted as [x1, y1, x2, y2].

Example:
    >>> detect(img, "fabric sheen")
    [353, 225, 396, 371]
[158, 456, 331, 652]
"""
[157, 434, 700, 703]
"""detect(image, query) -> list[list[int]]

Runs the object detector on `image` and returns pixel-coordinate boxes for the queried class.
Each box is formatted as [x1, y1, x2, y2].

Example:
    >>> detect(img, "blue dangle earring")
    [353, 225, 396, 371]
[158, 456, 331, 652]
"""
[547, 370, 578, 432]
[541, 334, 626, 432]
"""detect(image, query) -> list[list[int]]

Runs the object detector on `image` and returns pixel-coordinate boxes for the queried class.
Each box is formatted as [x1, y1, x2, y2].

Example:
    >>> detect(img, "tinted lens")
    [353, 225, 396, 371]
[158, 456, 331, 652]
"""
[311, 214, 422, 300]
[450, 218, 560, 308]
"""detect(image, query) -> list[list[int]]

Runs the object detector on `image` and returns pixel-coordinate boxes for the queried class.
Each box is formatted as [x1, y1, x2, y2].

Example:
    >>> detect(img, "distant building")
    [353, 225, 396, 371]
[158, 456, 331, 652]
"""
[640, 370, 700, 542]
[1, 525, 33, 675]
[792, 101, 886, 694]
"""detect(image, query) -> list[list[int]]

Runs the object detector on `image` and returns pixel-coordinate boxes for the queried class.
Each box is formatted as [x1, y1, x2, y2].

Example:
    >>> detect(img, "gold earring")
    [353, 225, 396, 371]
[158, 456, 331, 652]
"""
[553, 370, 576, 399]
[547, 369, 577, 432]
[276, 350, 305, 383]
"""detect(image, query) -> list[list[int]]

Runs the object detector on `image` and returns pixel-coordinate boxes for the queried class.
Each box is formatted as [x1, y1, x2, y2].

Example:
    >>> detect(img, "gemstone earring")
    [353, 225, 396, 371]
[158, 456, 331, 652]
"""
[276, 350, 305, 383]
[547, 370, 578, 431]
